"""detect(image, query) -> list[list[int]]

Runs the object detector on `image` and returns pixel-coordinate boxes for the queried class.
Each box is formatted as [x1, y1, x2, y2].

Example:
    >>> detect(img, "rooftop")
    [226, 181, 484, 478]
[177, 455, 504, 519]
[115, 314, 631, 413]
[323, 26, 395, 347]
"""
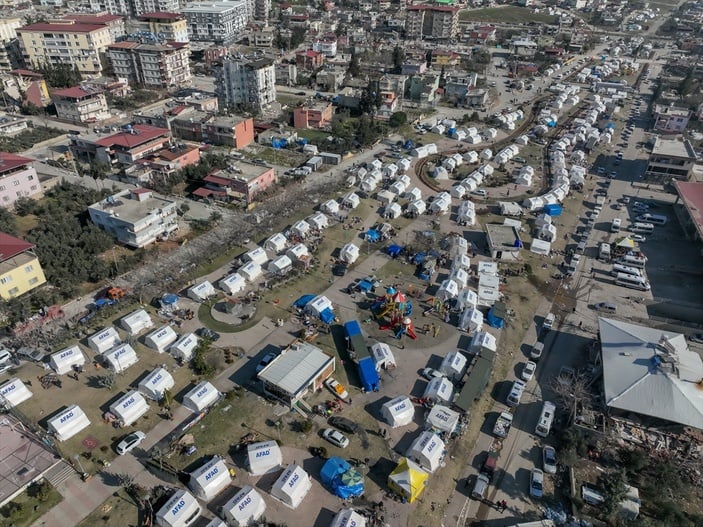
[208, 163, 273, 183]
[0, 152, 33, 175]
[257, 341, 334, 398]
[52, 85, 103, 100]
[18, 22, 107, 33]
[89, 189, 177, 224]
[0, 232, 34, 262]
[653, 104, 692, 117]
[61, 13, 124, 24]
[486, 223, 521, 249]
[94, 124, 170, 149]
[138, 12, 186, 20]
[182, 1, 247, 13]
[673, 181, 703, 240]
[108, 41, 188, 52]
[650, 137, 696, 160]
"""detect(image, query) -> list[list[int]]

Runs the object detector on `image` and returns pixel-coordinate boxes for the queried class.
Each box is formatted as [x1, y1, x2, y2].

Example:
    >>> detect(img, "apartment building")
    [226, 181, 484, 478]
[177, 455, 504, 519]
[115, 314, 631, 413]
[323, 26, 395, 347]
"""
[215, 56, 276, 112]
[124, 144, 200, 185]
[255, 0, 272, 21]
[193, 165, 275, 205]
[107, 40, 191, 89]
[182, 1, 249, 44]
[644, 137, 697, 183]
[135, 12, 189, 43]
[406, 4, 460, 40]
[88, 188, 179, 248]
[0, 232, 46, 300]
[169, 111, 254, 148]
[0, 18, 22, 72]
[296, 50, 324, 70]
[52, 85, 111, 123]
[62, 14, 126, 43]
[17, 20, 114, 75]
[293, 102, 333, 129]
[652, 104, 692, 134]
[0, 153, 42, 208]
[70, 124, 172, 166]
[89, 0, 179, 17]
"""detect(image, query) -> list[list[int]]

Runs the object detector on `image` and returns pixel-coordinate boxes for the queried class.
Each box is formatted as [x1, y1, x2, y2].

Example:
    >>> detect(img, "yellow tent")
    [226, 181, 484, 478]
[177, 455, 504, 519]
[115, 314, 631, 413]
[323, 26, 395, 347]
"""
[615, 236, 636, 249]
[387, 458, 429, 503]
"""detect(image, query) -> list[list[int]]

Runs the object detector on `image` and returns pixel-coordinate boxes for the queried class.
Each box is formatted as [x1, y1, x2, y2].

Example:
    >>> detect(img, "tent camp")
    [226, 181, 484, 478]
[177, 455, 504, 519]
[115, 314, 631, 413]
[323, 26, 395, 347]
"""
[429, 195, 450, 215]
[381, 396, 415, 428]
[88, 327, 120, 354]
[370, 342, 396, 371]
[455, 289, 479, 312]
[139, 367, 175, 401]
[286, 243, 309, 262]
[377, 189, 395, 206]
[470, 331, 498, 353]
[109, 390, 149, 427]
[407, 199, 426, 216]
[222, 486, 266, 527]
[268, 255, 293, 275]
[187, 281, 216, 302]
[219, 273, 246, 295]
[530, 238, 551, 255]
[320, 457, 365, 499]
[423, 376, 454, 404]
[188, 456, 231, 501]
[48, 404, 90, 441]
[50, 345, 86, 375]
[0, 378, 32, 408]
[248, 440, 283, 476]
[330, 509, 367, 527]
[439, 350, 468, 381]
[264, 233, 288, 254]
[291, 220, 311, 239]
[183, 381, 220, 413]
[452, 254, 471, 272]
[239, 262, 262, 282]
[121, 309, 154, 335]
[307, 212, 329, 230]
[104, 344, 139, 373]
[321, 199, 340, 216]
[425, 405, 460, 434]
[458, 307, 484, 333]
[340, 243, 360, 264]
[271, 463, 312, 509]
[387, 458, 429, 504]
[145, 325, 178, 353]
[244, 247, 268, 266]
[342, 192, 360, 209]
[437, 279, 459, 301]
[406, 431, 446, 473]
[405, 187, 422, 202]
[155, 489, 201, 527]
[170, 333, 199, 362]
[305, 295, 335, 323]
[449, 268, 469, 289]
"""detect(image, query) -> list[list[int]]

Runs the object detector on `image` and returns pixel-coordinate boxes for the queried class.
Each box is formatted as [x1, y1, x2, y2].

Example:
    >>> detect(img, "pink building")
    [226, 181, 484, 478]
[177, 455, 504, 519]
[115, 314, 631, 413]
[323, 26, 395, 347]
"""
[0, 153, 42, 209]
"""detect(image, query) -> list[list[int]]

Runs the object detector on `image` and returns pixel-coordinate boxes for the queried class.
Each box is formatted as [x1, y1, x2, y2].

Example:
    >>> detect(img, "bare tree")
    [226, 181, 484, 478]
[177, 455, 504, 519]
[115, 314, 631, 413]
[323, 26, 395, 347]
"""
[549, 370, 592, 423]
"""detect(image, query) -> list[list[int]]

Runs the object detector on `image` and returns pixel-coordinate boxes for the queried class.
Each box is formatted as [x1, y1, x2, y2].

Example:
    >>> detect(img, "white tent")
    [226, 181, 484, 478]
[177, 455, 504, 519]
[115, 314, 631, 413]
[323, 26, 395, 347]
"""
[385, 163, 398, 177]
[381, 396, 415, 428]
[109, 390, 149, 427]
[406, 431, 446, 473]
[264, 233, 288, 254]
[538, 223, 558, 243]
[220, 273, 246, 295]
[480, 148, 493, 160]
[455, 289, 478, 312]
[88, 327, 120, 354]
[187, 281, 216, 302]
[434, 166, 449, 180]
[307, 212, 329, 230]
[188, 456, 232, 501]
[183, 381, 220, 413]
[204, 519, 226, 527]
[244, 247, 268, 266]
[429, 196, 450, 215]
[405, 187, 422, 202]
[407, 199, 426, 216]
[516, 172, 533, 187]
[321, 199, 340, 215]
[425, 405, 460, 434]
[452, 254, 471, 272]
[450, 185, 466, 199]
[439, 350, 468, 381]
[271, 464, 312, 509]
[458, 307, 483, 333]
[397, 158, 411, 172]
[121, 309, 154, 335]
[223, 486, 267, 527]
[291, 220, 311, 239]
[389, 180, 407, 196]
[377, 189, 395, 205]
[247, 440, 283, 476]
[156, 490, 201, 527]
[370, 342, 397, 371]
[534, 213, 552, 228]
[383, 202, 402, 219]
[145, 325, 178, 353]
[286, 243, 309, 262]
[342, 192, 360, 209]
[331, 509, 367, 527]
[449, 268, 469, 289]
[139, 367, 175, 401]
[437, 279, 459, 301]
[269, 255, 293, 275]
[306, 295, 333, 317]
[239, 261, 262, 282]
[463, 151, 479, 164]
[0, 378, 32, 408]
[48, 404, 90, 441]
[170, 333, 199, 362]
[470, 331, 497, 353]
[340, 243, 360, 264]
[423, 376, 454, 404]
[50, 345, 86, 375]
[104, 344, 139, 373]
[530, 238, 551, 255]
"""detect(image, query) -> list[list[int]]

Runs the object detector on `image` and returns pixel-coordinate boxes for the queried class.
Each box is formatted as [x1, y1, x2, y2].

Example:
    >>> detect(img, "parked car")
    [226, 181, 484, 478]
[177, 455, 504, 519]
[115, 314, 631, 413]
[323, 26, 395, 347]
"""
[530, 342, 545, 361]
[530, 468, 544, 498]
[543, 446, 557, 474]
[116, 431, 146, 455]
[325, 378, 349, 400]
[609, 171, 617, 179]
[322, 428, 349, 448]
[421, 367, 443, 381]
[632, 202, 649, 211]
[689, 334, 703, 344]
[0, 349, 14, 374]
[328, 416, 359, 434]
[521, 361, 537, 382]
[255, 352, 277, 373]
[332, 263, 348, 277]
[471, 189, 488, 197]
[471, 473, 490, 500]
[196, 327, 221, 341]
[630, 234, 646, 243]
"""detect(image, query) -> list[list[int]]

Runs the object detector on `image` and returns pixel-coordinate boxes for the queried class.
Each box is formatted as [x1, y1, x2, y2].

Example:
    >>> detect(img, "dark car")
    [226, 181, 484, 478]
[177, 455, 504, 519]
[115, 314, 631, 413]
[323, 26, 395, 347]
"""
[328, 416, 359, 435]
[295, 91, 307, 96]
[332, 263, 348, 277]
[196, 327, 220, 341]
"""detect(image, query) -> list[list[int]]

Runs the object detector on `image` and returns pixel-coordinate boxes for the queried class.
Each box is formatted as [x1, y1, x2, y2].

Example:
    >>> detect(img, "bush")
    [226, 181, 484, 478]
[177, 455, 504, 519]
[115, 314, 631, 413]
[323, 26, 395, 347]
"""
[300, 419, 313, 434]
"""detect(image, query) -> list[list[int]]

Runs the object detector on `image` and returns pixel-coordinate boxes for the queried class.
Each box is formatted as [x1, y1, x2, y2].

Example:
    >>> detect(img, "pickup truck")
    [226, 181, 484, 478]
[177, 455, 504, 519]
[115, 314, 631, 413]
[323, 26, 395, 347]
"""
[492, 411, 514, 438]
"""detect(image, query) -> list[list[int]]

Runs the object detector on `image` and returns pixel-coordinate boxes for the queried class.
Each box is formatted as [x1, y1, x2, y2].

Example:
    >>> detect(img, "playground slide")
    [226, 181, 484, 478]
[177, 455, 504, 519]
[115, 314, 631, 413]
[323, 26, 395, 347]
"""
[405, 322, 417, 340]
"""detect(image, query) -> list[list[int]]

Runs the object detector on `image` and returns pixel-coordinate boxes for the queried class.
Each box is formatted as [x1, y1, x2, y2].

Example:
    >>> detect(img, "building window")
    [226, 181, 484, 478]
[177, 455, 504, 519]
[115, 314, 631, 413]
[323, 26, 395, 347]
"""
[2, 196, 8, 202]
[0, 185, 4, 191]
[0, 276, 12, 284]
[12, 180, 19, 186]
[8, 287, 19, 295]
[28, 277, 39, 285]
[24, 264, 34, 273]
[28, 175, 34, 180]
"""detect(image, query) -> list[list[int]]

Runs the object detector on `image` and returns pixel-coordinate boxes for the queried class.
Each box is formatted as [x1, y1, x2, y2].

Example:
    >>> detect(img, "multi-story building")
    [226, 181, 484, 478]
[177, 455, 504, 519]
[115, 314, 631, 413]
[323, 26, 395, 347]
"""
[405, 4, 459, 40]
[0, 232, 47, 300]
[0, 18, 22, 72]
[70, 124, 172, 166]
[215, 56, 276, 112]
[89, 0, 179, 17]
[275, 62, 297, 86]
[106, 41, 191, 88]
[17, 20, 114, 75]
[135, 12, 189, 43]
[293, 102, 333, 129]
[644, 137, 697, 183]
[88, 188, 179, 248]
[254, 0, 271, 21]
[123, 144, 200, 185]
[52, 85, 111, 123]
[193, 165, 275, 205]
[182, 1, 249, 44]
[312, 37, 337, 57]
[296, 50, 324, 70]
[62, 14, 126, 43]
[0, 153, 42, 208]
[652, 104, 692, 134]
[169, 111, 255, 148]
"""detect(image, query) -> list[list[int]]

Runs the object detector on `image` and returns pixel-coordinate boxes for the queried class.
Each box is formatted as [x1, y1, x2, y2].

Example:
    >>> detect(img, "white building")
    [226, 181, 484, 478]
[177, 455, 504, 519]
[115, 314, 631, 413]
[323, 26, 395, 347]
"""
[215, 56, 276, 112]
[183, 1, 249, 44]
[331, 509, 366, 527]
[405, 431, 445, 473]
[187, 280, 216, 302]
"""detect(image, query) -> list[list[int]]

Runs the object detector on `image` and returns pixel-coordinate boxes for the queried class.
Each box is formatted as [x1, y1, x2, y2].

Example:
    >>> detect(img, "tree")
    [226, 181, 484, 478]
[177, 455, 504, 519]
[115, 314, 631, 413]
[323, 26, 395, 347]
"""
[34, 62, 82, 88]
[0, 207, 18, 235]
[388, 111, 407, 128]
[347, 52, 360, 78]
[598, 469, 627, 514]
[290, 27, 307, 48]
[392, 45, 405, 74]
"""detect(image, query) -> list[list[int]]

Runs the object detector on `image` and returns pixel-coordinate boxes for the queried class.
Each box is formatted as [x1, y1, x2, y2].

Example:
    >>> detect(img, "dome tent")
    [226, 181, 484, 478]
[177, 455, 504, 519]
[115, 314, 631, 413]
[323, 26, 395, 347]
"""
[405, 431, 446, 473]
[138, 367, 175, 401]
[271, 463, 312, 509]
[423, 376, 454, 404]
[155, 489, 201, 527]
[48, 404, 90, 442]
[425, 405, 460, 434]
[247, 440, 283, 476]
[104, 343, 138, 373]
[88, 327, 120, 354]
[222, 486, 266, 527]
[387, 458, 429, 504]
[109, 390, 149, 427]
[188, 456, 231, 501]
[183, 381, 220, 413]
[320, 457, 365, 499]
[145, 325, 178, 353]
[380, 396, 415, 428]
[50, 345, 86, 375]
[0, 378, 32, 408]
[170, 333, 199, 362]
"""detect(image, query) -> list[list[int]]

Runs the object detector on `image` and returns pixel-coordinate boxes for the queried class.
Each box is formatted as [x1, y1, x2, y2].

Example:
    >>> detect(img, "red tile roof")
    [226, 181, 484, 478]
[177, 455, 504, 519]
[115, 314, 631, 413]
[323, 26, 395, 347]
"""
[193, 187, 227, 198]
[24, 82, 45, 108]
[18, 22, 107, 33]
[10, 69, 43, 78]
[138, 12, 184, 20]
[0, 152, 33, 174]
[674, 181, 703, 238]
[204, 174, 234, 186]
[95, 124, 170, 149]
[0, 232, 34, 262]
[52, 85, 102, 99]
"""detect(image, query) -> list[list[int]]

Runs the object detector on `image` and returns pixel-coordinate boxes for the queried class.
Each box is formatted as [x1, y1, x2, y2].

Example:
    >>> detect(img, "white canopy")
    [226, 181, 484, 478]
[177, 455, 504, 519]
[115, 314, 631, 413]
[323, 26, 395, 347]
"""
[291, 220, 311, 239]
[187, 281, 216, 302]
[104, 343, 138, 373]
[145, 325, 178, 353]
[307, 212, 329, 230]
[121, 309, 154, 335]
[439, 350, 468, 381]
[389, 180, 407, 195]
[220, 273, 246, 295]
[458, 307, 484, 333]
[405, 187, 422, 202]
[109, 390, 149, 427]
[88, 327, 120, 354]
[381, 396, 415, 428]
[450, 185, 466, 199]
[156, 489, 201, 527]
[170, 333, 199, 362]
[306, 295, 333, 316]
[406, 431, 446, 473]
[239, 261, 262, 282]
[188, 456, 231, 501]
[370, 342, 396, 371]
[321, 199, 340, 215]
[340, 243, 360, 264]
[183, 381, 220, 413]
[271, 463, 312, 509]
[244, 247, 268, 266]
[425, 405, 460, 434]
[437, 279, 459, 301]
[223, 486, 267, 527]
[139, 367, 175, 401]
[331, 509, 367, 527]
[377, 189, 395, 205]
[0, 378, 32, 408]
[407, 199, 426, 216]
[269, 255, 293, 274]
[286, 243, 309, 261]
[429, 196, 450, 214]
[264, 233, 288, 253]
[423, 376, 454, 404]
[343, 192, 360, 209]
[50, 345, 86, 375]
[470, 331, 497, 353]
[48, 404, 90, 441]
[247, 440, 283, 476]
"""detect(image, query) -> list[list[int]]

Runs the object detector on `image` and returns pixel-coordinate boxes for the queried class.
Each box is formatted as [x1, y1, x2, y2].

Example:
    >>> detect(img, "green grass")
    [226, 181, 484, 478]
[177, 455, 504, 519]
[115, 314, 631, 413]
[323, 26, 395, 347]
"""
[460, 6, 558, 24]
[0, 483, 62, 527]
[296, 128, 334, 144]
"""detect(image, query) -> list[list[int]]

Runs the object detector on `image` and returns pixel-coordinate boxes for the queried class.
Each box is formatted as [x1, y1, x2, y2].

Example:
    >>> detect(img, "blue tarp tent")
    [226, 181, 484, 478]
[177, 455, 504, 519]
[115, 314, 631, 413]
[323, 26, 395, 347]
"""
[161, 294, 178, 306]
[357, 280, 374, 293]
[544, 204, 563, 216]
[320, 457, 364, 499]
[365, 229, 381, 243]
[486, 309, 504, 329]
[358, 357, 380, 392]
[320, 307, 335, 324]
[293, 294, 316, 308]
[387, 245, 403, 257]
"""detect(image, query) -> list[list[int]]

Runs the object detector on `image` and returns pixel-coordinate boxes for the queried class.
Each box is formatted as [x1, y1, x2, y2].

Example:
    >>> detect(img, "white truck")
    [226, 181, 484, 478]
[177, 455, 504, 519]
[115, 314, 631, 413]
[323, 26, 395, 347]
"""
[492, 411, 514, 438]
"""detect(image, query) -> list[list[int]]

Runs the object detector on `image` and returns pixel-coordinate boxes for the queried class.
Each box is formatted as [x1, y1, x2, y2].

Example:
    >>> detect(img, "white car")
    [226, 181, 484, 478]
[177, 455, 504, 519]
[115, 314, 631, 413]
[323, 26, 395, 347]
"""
[530, 468, 544, 498]
[421, 367, 443, 381]
[542, 446, 557, 474]
[471, 189, 488, 197]
[630, 234, 646, 243]
[322, 428, 349, 448]
[116, 431, 146, 455]
[325, 378, 349, 400]
[521, 361, 537, 382]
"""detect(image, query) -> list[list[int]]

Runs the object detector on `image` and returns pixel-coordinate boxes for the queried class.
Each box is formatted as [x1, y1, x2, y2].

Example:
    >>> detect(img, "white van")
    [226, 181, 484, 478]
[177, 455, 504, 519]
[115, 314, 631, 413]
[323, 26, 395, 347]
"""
[611, 218, 621, 232]
[630, 222, 654, 234]
[611, 263, 642, 277]
[535, 401, 556, 438]
[542, 313, 555, 331]
[614, 272, 651, 291]
[598, 242, 611, 262]
[636, 213, 667, 225]
[617, 254, 646, 269]
[507, 380, 527, 407]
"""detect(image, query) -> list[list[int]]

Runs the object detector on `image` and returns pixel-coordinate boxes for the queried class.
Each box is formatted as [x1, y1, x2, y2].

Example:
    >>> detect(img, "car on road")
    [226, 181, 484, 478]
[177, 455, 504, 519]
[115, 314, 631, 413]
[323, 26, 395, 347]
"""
[255, 352, 277, 374]
[512, 156, 527, 164]
[196, 327, 220, 341]
[322, 428, 349, 448]
[116, 431, 146, 455]
[295, 91, 307, 95]
[597, 167, 605, 175]
[630, 234, 646, 243]
[530, 468, 544, 498]
[609, 171, 617, 179]
[689, 334, 703, 344]
[621, 196, 631, 204]
[471, 189, 488, 197]
[471, 473, 490, 500]
[543, 446, 557, 474]
[521, 361, 537, 382]
[421, 367, 443, 381]
[325, 378, 349, 400]
[332, 263, 348, 277]
[328, 416, 359, 434]
[632, 202, 649, 212]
